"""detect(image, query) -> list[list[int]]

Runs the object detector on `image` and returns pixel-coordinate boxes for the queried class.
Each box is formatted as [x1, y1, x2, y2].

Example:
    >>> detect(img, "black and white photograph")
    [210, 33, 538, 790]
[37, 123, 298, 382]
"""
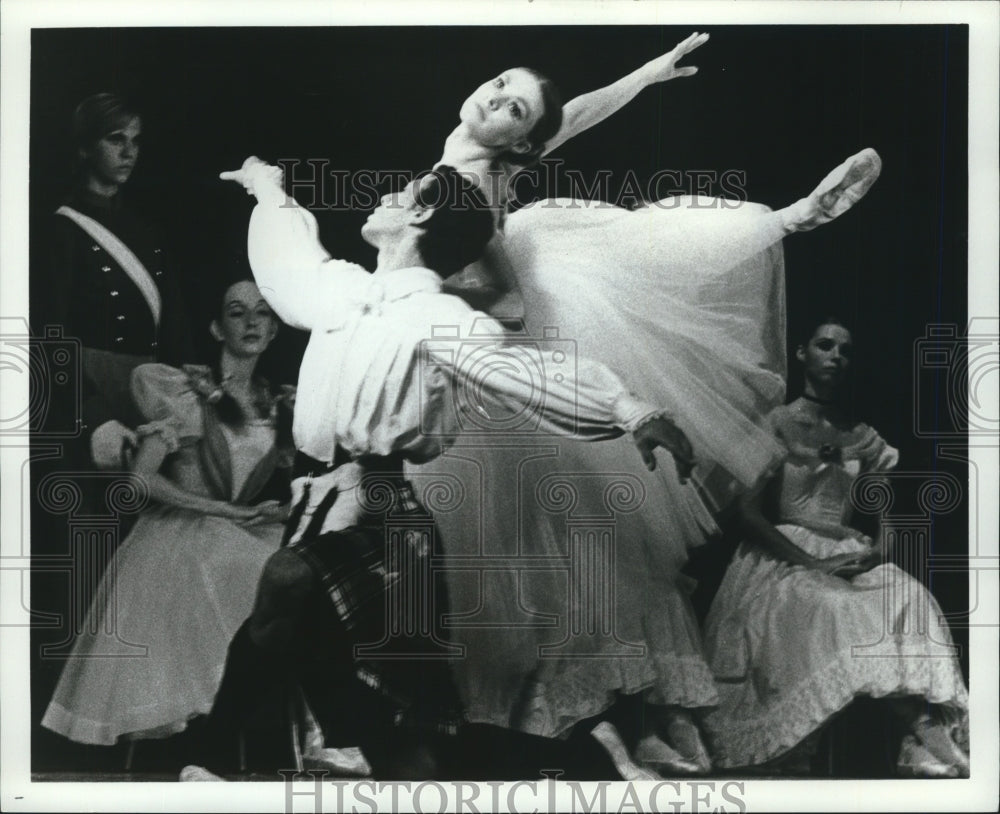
[1, 1, 997, 811]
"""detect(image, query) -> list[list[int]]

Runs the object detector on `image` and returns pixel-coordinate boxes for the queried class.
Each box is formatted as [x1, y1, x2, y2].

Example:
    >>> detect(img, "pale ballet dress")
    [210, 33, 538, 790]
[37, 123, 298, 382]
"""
[413, 195, 793, 736]
[701, 404, 969, 767]
[42, 364, 288, 745]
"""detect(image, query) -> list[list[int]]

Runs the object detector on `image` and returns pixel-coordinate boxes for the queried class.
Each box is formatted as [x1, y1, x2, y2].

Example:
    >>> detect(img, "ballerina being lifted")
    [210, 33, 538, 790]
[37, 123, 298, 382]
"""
[218, 30, 885, 780]
[408, 30, 884, 779]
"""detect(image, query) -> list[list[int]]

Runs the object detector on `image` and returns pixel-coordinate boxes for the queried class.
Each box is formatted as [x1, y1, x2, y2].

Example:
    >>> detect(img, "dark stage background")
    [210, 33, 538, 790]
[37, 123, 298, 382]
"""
[28, 25, 969, 773]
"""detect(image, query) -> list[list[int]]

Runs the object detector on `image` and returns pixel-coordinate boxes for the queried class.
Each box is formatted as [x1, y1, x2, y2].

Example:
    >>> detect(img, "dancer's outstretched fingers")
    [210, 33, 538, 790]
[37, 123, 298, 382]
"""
[643, 31, 710, 84]
[220, 157, 284, 200]
[220, 155, 262, 185]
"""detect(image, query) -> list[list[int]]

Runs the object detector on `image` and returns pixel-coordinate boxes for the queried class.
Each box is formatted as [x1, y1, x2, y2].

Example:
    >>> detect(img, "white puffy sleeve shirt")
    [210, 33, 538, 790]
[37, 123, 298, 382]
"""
[246, 189, 660, 465]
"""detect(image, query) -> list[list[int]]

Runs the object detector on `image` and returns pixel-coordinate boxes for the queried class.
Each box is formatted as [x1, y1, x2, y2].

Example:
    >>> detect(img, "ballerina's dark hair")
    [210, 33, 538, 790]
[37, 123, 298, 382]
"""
[796, 315, 851, 350]
[495, 68, 564, 167]
[208, 278, 291, 449]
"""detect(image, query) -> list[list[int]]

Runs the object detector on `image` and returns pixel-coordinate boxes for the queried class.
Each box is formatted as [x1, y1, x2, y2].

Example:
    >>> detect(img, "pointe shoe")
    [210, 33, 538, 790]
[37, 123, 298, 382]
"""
[896, 734, 960, 779]
[635, 734, 703, 776]
[179, 764, 226, 782]
[590, 722, 663, 781]
[303, 746, 373, 777]
[913, 716, 970, 778]
[661, 709, 713, 774]
[786, 148, 883, 232]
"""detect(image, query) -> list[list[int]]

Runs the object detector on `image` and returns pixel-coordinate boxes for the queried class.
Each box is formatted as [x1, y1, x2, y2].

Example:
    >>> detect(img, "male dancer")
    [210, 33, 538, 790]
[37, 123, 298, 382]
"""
[187, 158, 695, 781]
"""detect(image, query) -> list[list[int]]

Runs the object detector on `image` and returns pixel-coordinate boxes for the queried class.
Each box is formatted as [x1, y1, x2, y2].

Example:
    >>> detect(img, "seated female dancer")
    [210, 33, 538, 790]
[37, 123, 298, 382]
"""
[410, 31, 885, 778]
[41, 279, 315, 765]
[701, 318, 969, 777]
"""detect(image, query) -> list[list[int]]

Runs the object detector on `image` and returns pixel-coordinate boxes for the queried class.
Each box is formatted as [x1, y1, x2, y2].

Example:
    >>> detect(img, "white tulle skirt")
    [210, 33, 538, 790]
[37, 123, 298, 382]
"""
[415, 196, 792, 736]
[42, 506, 283, 745]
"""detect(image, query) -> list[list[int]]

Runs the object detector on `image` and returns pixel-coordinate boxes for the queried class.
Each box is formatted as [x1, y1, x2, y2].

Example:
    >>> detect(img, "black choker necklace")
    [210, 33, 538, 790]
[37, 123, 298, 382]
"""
[802, 393, 837, 406]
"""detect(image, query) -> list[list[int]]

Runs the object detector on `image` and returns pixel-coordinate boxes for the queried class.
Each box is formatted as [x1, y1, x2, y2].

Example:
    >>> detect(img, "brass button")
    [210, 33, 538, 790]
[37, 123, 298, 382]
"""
[101, 265, 111, 272]
[110, 290, 119, 297]
[116, 315, 125, 321]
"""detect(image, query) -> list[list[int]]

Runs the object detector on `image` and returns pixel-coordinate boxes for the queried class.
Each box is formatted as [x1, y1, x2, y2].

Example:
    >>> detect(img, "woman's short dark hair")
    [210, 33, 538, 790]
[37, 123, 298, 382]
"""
[414, 166, 495, 277]
[72, 92, 139, 151]
[497, 68, 564, 167]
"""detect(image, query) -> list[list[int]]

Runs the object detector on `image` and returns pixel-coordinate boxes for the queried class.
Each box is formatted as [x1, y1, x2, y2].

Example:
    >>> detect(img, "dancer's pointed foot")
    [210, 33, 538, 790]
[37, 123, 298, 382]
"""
[896, 734, 961, 778]
[784, 148, 883, 232]
[660, 707, 712, 774]
[180, 764, 226, 782]
[912, 716, 970, 778]
[590, 722, 663, 781]
[303, 746, 373, 777]
[635, 734, 703, 776]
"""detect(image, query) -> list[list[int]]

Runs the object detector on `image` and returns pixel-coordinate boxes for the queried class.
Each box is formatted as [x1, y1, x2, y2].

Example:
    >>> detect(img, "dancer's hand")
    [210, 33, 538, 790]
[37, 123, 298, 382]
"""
[214, 502, 267, 523]
[219, 156, 285, 203]
[250, 499, 288, 523]
[815, 551, 871, 579]
[639, 32, 709, 86]
[633, 415, 696, 483]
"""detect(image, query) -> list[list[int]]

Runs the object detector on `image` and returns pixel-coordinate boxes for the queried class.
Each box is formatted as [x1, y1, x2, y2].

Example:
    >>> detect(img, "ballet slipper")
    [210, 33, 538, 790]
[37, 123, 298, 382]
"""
[784, 148, 883, 232]
[634, 734, 704, 776]
[293, 687, 372, 776]
[590, 722, 663, 781]
[303, 746, 373, 777]
[896, 734, 960, 779]
[912, 716, 970, 778]
[660, 708, 713, 774]
[179, 764, 226, 782]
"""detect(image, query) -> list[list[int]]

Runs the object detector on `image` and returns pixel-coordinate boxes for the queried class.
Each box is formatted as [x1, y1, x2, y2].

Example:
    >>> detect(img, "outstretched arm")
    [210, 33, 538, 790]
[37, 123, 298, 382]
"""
[220, 157, 371, 331]
[542, 31, 709, 157]
[429, 315, 696, 482]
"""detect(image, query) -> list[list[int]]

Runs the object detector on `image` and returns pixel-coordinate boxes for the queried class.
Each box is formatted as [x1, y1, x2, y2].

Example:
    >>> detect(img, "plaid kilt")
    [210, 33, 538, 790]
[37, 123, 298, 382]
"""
[288, 474, 464, 735]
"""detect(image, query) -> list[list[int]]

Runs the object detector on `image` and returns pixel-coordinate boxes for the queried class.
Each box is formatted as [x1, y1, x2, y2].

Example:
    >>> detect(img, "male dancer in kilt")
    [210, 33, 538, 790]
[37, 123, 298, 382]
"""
[188, 158, 695, 780]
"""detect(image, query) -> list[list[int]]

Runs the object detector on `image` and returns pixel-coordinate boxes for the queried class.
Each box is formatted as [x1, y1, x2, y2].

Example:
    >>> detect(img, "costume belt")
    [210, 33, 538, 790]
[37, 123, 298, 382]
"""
[284, 447, 406, 546]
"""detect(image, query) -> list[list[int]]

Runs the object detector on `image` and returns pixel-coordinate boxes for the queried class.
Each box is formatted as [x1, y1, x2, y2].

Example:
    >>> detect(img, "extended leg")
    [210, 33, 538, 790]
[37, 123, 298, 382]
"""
[781, 148, 883, 233]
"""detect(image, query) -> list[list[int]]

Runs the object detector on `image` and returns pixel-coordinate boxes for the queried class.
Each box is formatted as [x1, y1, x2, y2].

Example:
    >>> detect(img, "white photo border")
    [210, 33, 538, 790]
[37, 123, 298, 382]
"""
[2, 1, 997, 812]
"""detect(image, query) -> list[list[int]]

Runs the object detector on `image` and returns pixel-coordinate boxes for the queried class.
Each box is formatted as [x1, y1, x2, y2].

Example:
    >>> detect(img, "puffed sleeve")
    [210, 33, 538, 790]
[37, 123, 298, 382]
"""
[130, 363, 203, 453]
[852, 424, 900, 473]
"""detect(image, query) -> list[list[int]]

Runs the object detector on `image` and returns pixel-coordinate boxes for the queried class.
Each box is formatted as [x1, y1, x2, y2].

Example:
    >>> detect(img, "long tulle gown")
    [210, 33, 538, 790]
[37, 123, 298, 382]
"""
[42, 364, 287, 745]
[412, 195, 794, 736]
[701, 404, 969, 768]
